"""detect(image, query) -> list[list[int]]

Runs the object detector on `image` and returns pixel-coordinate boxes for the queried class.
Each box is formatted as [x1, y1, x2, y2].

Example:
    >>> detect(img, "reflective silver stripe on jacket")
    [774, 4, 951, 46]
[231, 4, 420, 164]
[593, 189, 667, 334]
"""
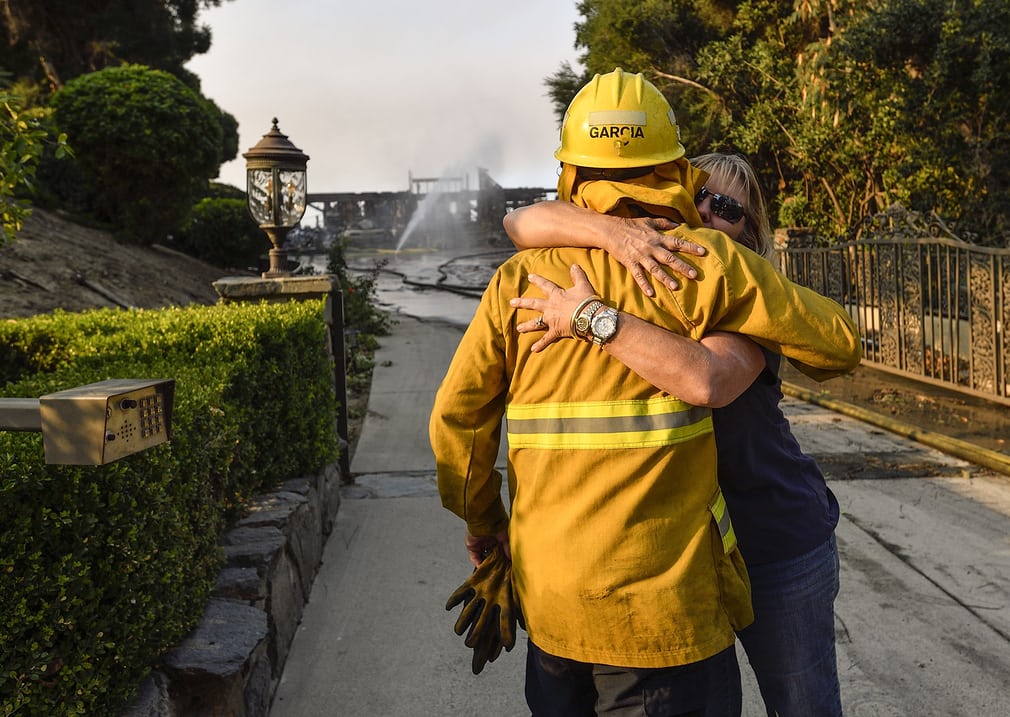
[506, 396, 712, 450]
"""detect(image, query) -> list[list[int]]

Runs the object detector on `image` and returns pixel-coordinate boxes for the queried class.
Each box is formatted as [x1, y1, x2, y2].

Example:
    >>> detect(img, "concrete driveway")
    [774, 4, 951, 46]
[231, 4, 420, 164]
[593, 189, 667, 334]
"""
[270, 299, 1010, 716]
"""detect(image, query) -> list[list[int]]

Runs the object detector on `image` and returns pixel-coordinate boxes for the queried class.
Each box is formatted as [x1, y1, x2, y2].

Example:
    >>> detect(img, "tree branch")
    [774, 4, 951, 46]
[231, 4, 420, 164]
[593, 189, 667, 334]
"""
[650, 69, 718, 97]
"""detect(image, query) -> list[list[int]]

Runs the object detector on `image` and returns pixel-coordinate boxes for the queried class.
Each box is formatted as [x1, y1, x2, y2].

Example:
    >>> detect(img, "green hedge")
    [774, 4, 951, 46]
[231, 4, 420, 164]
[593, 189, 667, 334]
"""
[0, 300, 339, 715]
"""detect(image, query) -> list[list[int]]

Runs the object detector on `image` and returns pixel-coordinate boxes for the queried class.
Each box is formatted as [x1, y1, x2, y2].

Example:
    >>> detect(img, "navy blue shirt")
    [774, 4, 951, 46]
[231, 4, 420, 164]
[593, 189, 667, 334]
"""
[712, 349, 839, 566]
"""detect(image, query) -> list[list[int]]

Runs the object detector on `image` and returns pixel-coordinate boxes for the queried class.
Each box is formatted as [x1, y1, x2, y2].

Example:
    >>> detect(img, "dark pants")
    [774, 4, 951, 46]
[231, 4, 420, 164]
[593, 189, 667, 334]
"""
[525, 641, 742, 717]
[737, 535, 842, 716]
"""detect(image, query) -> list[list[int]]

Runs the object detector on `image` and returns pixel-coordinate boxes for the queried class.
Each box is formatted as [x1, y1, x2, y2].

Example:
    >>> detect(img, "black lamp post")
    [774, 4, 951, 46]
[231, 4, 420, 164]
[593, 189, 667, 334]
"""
[243, 118, 309, 278]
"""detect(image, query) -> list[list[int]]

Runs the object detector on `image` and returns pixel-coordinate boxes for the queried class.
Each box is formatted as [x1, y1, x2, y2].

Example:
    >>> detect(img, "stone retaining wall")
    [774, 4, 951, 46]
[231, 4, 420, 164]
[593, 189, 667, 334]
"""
[123, 462, 342, 716]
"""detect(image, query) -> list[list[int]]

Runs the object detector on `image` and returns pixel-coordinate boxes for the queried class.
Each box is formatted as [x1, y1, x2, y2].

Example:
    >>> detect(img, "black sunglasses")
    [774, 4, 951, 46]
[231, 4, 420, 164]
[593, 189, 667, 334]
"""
[695, 186, 745, 224]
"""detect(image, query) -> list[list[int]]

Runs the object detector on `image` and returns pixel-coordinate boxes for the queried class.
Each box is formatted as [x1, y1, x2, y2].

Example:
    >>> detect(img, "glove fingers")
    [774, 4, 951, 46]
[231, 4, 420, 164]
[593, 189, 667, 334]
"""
[486, 575, 515, 649]
[470, 648, 488, 675]
[466, 602, 500, 648]
[483, 630, 504, 666]
[488, 634, 504, 663]
[454, 596, 484, 637]
[470, 628, 501, 675]
[460, 558, 507, 643]
[445, 584, 476, 612]
[488, 564, 518, 650]
[500, 606, 516, 651]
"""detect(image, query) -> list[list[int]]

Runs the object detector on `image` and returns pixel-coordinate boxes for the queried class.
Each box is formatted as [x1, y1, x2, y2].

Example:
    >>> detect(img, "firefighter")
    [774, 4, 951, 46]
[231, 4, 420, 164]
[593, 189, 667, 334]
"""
[431, 68, 860, 716]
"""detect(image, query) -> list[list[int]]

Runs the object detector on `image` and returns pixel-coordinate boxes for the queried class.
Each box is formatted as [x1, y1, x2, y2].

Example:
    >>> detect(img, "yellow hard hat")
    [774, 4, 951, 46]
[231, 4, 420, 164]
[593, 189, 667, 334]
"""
[555, 68, 685, 169]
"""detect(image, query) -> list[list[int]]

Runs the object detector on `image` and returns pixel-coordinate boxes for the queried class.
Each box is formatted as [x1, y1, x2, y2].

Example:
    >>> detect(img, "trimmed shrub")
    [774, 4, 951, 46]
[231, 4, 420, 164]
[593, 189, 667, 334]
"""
[0, 300, 339, 715]
[49, 64, 223, 245]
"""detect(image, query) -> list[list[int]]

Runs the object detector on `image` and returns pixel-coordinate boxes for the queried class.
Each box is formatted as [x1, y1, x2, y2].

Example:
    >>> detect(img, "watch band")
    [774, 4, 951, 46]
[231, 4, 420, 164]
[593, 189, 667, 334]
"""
[571, 298, 604, 339]
[569, 296, 600, 337]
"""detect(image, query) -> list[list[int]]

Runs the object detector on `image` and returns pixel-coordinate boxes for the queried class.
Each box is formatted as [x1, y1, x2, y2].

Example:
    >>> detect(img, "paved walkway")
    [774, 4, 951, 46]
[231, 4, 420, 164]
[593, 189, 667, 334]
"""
[270, 310, 1010, 716]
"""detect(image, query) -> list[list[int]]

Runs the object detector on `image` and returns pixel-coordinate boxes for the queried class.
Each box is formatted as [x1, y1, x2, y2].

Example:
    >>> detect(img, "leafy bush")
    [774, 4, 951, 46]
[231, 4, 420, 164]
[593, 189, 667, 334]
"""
[326, 236, 393, 340]
[205, 181, 247, 201]
[0, 300, 339, 715]
[48, 64, 223, 245]
[172, 197, 266, 270]
[324, 237, 393, 390]
[1, 91, 70, 245]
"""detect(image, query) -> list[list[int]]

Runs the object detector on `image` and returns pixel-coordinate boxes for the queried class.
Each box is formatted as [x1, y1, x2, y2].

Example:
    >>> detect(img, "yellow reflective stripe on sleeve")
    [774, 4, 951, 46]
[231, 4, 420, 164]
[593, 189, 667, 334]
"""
[709, 489, 737, 554]
[505, 397, 712, 450]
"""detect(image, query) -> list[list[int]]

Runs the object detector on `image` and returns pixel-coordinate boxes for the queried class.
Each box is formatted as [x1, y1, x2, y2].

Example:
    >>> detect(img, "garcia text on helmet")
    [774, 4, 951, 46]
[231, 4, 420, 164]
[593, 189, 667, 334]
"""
[589, 125, 646, 140]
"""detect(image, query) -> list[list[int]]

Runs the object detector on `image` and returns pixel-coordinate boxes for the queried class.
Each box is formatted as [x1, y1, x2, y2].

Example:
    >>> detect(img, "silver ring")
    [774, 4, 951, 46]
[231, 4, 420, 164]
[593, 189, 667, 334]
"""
[534, 315, 545, 329]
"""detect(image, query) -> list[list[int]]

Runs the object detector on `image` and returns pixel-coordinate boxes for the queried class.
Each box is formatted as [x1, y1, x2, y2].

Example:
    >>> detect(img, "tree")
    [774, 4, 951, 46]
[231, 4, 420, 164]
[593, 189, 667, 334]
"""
[0, 0, 229, 90]
[0, 89, 70, 245]
[544, 61, 586, 129]
[822, 0, 1010, 241]
[549, 0, 741, 148]
[49, 64, 223, 245]
[552, 0, 1010, 245]
[0, 0, 238, 168]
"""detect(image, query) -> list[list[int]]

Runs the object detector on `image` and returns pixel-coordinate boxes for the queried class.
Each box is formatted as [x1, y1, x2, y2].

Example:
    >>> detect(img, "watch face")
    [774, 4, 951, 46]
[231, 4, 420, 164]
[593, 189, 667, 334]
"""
[592, 310, 618, 340]
[575, 300, 603, 337]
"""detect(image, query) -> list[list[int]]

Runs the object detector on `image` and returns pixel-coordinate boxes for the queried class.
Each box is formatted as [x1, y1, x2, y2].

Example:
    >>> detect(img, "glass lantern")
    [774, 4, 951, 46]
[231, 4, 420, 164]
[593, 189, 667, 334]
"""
[243, 118, 310, 277]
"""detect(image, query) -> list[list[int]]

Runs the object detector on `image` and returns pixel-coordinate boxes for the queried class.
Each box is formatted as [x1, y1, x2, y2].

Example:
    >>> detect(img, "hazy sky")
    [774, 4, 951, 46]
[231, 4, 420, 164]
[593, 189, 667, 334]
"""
[186, 0, 582, 198]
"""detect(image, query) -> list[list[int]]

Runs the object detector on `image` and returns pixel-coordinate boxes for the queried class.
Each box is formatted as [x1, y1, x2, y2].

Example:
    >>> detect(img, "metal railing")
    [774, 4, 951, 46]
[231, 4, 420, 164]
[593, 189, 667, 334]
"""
[778, 234, 1010, 406]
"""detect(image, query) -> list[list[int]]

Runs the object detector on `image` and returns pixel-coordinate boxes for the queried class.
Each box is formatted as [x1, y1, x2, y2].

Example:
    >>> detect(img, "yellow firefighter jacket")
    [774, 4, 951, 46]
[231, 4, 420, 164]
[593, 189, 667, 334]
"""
[431, 221, 861, 671]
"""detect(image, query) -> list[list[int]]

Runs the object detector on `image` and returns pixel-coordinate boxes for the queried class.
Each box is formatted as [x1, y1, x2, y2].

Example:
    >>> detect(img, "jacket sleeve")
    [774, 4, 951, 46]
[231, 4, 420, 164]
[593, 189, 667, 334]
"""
[670, 227, 862, 382]
[428, 272, 510, 536]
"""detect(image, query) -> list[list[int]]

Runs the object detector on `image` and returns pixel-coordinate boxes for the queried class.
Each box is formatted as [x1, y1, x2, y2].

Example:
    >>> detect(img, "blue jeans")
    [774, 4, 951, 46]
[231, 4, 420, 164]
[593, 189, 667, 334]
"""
[736, 535, 842, 717]
[525, 642, 741, 717]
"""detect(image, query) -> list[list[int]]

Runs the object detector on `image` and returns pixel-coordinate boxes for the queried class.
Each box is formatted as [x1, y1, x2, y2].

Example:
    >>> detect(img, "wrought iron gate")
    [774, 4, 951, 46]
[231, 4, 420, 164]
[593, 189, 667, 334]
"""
[778, 234, 1010, 406]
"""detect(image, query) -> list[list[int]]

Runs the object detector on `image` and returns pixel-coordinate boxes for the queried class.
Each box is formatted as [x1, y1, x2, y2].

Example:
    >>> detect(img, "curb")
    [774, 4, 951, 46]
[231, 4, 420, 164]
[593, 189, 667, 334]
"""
[781, 382, 1010, 477]
[122, 463, 343, 716]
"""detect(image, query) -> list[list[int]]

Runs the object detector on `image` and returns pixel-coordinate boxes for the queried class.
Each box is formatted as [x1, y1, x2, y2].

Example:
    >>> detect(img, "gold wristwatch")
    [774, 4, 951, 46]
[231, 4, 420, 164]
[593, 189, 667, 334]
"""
[573, 300, 604, 339]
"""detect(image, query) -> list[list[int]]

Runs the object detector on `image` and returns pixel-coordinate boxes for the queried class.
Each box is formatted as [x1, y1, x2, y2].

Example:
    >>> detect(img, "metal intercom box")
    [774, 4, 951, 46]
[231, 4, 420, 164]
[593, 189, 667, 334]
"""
[39, 379, 175, 465]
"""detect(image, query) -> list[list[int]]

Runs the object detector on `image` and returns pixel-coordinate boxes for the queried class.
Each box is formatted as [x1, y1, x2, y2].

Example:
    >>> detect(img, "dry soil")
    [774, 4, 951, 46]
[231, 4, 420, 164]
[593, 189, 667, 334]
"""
[0, 209, 232, 316]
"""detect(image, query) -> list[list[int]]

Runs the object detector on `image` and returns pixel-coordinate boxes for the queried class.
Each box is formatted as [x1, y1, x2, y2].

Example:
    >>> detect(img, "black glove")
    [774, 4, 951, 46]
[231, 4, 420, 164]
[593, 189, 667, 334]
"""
[445, 544, 523, 674]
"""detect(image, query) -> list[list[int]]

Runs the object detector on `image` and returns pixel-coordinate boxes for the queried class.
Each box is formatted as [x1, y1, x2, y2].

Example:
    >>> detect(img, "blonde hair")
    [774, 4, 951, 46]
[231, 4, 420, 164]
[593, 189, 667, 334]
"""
[691, 153, 773, 260]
